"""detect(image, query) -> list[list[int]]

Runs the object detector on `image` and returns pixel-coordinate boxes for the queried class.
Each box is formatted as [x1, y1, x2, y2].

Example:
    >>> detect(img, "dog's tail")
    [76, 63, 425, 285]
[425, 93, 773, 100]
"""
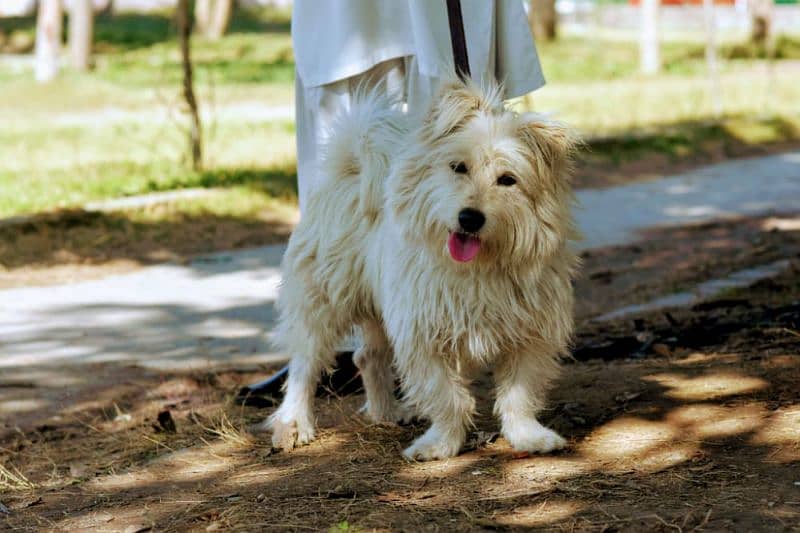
[321, 86, 406, 220]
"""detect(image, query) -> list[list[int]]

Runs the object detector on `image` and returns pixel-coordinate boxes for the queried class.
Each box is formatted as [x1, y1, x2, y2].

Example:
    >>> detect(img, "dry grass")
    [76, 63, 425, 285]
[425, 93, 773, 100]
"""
[0, 463, 36, 491]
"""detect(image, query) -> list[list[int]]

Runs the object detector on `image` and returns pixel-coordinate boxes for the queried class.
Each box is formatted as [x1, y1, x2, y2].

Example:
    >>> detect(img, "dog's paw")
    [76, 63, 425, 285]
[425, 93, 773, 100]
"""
[504, 419, 566, 454]
[360, 400, 415, 426]
[267, 416, 315, 450]
[402, 427, 462, 461]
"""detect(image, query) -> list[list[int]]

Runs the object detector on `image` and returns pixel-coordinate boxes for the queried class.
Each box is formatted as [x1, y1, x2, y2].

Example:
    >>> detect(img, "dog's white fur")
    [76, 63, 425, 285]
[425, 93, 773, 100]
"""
[261, 79, 579, 460]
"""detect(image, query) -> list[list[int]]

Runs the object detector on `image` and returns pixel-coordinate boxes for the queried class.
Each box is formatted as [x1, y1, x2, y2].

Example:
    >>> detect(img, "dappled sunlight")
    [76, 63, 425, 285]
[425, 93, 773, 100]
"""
[89, 435, 255, 492]
[0, 398, 48, 414]
[629, 443, 699, 474]
[643, 371, 768, 401]
[750, 406, 800, 463]
[495, 499, 586, 528]
[671, 352, 740, 367]
[86, 468, 159, 492]
[278, 430, 352, 460]
[667, 403, 766, 439]
[580, 416, 677, 460]
[579, 416, 699, 474]
[762, 216, 800, 232]
[760, 354, 800, 370]
[0, 368, 85, 387]
[663, 204, 726, 218]
[394, 449, 484, 482]
[500, 455, 588, 486]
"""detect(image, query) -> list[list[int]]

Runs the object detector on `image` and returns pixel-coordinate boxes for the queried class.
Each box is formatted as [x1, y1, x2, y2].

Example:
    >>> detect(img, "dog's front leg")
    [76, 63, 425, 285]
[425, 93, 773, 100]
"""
[398, 349, 474, 461]
[493, 349, 566, 454]
[257, 345, 328, 450]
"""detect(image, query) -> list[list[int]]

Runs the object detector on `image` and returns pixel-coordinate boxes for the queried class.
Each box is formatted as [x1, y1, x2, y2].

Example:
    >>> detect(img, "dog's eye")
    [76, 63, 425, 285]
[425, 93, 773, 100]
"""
[450, 162, 468, 174]
[497, 174, 517, 187]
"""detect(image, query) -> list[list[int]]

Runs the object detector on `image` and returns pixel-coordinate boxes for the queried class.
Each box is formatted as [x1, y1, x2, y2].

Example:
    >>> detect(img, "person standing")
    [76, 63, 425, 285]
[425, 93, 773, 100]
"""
[291, 0, 546, 209]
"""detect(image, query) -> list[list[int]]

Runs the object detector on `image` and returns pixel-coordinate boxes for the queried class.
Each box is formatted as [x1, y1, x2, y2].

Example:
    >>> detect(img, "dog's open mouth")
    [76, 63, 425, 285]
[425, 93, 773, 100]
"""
[448, 231, 481, 262]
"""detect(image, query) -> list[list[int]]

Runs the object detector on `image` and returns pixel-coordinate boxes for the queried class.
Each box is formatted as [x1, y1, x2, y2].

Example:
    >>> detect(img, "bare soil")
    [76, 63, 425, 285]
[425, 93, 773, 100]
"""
[1, 214, 798, 532]
[0, 207, 295, 289]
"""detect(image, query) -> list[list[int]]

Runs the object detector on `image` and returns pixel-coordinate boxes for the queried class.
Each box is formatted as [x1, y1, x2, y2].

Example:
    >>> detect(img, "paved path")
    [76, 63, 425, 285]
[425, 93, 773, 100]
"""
[1, 152, 798, 372]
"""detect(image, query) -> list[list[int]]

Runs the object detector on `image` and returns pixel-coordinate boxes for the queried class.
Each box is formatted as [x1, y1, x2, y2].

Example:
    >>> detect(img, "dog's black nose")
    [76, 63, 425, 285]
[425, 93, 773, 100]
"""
[458, 208, 485, 233]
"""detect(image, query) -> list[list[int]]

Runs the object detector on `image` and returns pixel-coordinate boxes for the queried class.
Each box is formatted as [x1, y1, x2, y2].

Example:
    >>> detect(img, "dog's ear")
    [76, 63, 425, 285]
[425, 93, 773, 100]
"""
[516, 114, 579, 184]
[420, 79, 500, 142]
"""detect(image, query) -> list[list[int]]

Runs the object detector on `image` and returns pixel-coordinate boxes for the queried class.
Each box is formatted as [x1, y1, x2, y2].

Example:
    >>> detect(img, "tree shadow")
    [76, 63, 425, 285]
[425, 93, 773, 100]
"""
[2, 270, 799, 529]
[2, 339, 797, 531]
[0, 166, 298, 276]
[583, 116, 800, 168]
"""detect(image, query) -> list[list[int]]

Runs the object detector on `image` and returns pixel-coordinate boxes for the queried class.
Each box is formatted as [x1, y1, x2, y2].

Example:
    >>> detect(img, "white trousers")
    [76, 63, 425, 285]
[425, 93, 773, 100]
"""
[294, 56, 442, 210]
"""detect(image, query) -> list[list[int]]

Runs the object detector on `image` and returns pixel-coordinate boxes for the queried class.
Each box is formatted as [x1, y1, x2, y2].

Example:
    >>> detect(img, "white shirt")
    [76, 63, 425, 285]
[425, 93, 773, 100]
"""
[292, 0, 545, 97]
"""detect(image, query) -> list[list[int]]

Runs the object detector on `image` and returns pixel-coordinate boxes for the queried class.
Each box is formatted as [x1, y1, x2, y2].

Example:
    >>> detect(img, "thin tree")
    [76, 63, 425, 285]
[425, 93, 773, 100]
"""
[177, 0, 203, 171]
[640, 0, 661, 74]
[69, 0, 93, 71]
[35, 0, 63, 82]
[750, 0, 773, 48]
[703, 0, 722, 118]
[528, 0, 558, 42]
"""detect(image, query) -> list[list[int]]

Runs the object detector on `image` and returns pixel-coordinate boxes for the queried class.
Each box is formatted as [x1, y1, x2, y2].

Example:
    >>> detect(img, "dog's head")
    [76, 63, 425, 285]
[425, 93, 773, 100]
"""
[389, 79, 579, 270]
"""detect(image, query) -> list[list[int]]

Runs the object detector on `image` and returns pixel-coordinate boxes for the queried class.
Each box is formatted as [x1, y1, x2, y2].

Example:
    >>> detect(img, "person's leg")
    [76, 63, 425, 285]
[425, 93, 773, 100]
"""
[296, 58, 407, 213]
[295, 58, 409, 357]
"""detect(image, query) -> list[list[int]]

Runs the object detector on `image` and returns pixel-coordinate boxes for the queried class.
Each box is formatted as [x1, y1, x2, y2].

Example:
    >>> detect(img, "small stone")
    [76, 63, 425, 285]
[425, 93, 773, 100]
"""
[256, 493, 266, 503]
[614, 391, 642, 403]
[156, 410, 177, 433]
[124, 525, 151, 533]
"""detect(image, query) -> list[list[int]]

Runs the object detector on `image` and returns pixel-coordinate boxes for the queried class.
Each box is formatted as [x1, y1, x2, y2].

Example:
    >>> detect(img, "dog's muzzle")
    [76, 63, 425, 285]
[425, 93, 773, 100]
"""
[458, 208, 485, 233]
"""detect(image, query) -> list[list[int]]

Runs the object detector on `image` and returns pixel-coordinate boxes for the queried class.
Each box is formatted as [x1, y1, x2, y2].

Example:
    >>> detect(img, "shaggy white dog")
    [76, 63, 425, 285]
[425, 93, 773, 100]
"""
[262, 79, 579, 461]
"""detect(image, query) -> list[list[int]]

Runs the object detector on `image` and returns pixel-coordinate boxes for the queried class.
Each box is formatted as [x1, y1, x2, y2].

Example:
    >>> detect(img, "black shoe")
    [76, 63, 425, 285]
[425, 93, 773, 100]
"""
[235, 352, 363, 407]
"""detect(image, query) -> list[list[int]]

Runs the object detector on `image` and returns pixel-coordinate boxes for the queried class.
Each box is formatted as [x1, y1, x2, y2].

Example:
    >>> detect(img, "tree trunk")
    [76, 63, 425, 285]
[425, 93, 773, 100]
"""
[639, 0, 661, 74]
[177, 0, 203, 171]
[703, 0, 722, 117]
[206, 0, 233, 40]
[69, 0, 93, 71]
[194, 0, 212, 35]
[528, 0, 557, 42]
[35, 0, 63, 82]
[195, 0, 233, 40]
[750, 0, 773, 47]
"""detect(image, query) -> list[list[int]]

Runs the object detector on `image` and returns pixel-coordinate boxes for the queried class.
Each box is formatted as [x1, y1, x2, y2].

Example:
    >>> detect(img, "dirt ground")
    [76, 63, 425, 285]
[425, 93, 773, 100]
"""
[1, 211, 798, 532]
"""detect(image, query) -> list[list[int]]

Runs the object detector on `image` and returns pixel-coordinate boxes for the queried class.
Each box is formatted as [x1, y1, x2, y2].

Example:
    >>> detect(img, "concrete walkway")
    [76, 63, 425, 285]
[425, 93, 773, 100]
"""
[1, 152, 798, 372]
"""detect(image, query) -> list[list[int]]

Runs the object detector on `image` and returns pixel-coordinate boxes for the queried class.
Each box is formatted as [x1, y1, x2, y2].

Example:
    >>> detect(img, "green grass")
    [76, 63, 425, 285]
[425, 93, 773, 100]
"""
[526, 67, 800, 133]
[582, 116, 800, 165]
[0, 115, 297, 216]
[2, 7, 800, 220]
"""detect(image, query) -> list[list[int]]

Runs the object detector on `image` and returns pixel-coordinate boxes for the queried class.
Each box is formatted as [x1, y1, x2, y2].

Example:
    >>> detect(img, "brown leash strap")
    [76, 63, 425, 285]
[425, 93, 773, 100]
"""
[445, 0, 471, 80]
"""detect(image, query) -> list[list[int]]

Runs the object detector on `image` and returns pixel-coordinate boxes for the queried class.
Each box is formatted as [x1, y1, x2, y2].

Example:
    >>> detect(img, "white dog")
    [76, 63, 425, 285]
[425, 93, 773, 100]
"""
[262, 78, 579, 461]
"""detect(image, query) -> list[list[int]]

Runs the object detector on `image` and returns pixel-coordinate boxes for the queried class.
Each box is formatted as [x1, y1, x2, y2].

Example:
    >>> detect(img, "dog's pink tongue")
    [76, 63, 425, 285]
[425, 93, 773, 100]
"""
[448, 232, 481, 262]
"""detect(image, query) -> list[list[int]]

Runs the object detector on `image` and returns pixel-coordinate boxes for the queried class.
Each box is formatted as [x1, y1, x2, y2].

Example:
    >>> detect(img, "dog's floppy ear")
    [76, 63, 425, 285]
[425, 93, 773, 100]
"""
[516, 114, 579, 184]
[420, 78, 501, 142]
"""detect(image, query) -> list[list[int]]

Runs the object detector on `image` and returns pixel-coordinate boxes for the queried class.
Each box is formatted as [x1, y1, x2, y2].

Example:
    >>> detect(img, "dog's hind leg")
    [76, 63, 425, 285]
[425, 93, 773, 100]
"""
[354, 320, 410, 424]
[493, 347, 566, 454]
